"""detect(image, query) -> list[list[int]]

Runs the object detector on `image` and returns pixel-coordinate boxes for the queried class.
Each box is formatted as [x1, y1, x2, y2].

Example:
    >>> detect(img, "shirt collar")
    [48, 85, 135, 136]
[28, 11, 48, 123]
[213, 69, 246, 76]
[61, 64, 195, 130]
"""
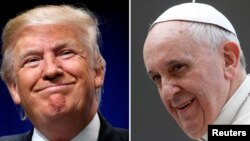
[32, 113, 100, 141]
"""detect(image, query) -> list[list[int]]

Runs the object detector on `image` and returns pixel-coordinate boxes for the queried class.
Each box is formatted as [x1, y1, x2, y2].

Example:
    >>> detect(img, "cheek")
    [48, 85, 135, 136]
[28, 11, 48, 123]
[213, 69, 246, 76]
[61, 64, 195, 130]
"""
[186, 69, 227, 122]
[62, 59, 96, 95]
[16, 68, 41, 93]
[14, 70, 42, 116]
[62, 57, 92, 78]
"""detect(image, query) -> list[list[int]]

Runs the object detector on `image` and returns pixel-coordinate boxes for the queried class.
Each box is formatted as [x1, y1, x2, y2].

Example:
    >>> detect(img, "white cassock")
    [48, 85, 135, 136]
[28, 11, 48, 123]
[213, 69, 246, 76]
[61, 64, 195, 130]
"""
[200, 75, 250, 141]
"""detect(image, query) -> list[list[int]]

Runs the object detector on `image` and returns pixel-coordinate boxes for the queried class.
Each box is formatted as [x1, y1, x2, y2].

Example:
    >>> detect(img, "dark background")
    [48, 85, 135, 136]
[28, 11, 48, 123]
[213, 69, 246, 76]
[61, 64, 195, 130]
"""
[132, 0, 250, 141]
[0, 0, 129, 136]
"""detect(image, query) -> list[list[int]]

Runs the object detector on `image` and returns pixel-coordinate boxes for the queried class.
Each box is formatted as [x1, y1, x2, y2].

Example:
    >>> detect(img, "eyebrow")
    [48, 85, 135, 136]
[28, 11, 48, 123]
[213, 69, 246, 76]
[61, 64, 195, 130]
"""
[167, 60, 184, 66]
[53, 39, 79, 49]
[18, 47, 42, 62]
[18, 39, 80, 60]
[146, 59, 188, 75]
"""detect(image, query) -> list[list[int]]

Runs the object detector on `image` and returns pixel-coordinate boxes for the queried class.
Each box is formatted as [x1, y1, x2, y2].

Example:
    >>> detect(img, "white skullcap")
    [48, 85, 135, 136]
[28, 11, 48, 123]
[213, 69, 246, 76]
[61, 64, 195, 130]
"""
[151, 2, 236, 35]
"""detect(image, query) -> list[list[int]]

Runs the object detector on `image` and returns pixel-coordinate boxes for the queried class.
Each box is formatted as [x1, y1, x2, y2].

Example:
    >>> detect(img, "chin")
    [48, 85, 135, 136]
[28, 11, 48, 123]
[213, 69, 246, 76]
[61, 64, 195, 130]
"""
[180, 121, 205, 139]
[184, 127, 206, 140]
[42, 104, 71, 118]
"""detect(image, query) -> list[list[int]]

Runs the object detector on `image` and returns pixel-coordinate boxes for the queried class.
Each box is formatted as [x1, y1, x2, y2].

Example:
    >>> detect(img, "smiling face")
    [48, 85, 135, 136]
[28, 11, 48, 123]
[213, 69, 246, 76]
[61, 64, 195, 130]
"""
[8, 24, 104, 127]
[143, 21, 231, 139]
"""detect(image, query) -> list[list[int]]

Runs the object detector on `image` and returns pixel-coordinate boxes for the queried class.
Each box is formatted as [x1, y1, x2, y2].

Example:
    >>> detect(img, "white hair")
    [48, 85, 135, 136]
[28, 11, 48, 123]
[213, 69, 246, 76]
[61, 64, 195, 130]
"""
[188, 22, 246, 68]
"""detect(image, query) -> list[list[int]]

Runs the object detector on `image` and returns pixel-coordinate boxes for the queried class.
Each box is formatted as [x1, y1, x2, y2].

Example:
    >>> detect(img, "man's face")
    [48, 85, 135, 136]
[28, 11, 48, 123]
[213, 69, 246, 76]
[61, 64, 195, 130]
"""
[9, 24, 104, 126]
[143, 21, 230, 139]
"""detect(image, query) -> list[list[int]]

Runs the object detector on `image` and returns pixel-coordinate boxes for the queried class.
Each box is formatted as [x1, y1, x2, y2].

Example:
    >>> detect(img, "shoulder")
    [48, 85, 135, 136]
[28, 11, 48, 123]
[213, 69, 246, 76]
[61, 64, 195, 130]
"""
[111, 127, 128, 141]
[234, 99, 250, 124]
[0, 131, 32, 141]
[98, 113, 128, 141]
[99, 126, 128, 141]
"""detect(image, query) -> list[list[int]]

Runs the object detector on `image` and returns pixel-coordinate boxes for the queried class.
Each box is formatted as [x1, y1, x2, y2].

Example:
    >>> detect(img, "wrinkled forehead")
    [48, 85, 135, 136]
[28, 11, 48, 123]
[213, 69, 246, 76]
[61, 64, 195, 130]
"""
[144, 21, 191, 54]
[16, 24, 83, 39]
[9, 24, 90, 62]
[143, 21, 204, 70]
[13, 24, 85, 48]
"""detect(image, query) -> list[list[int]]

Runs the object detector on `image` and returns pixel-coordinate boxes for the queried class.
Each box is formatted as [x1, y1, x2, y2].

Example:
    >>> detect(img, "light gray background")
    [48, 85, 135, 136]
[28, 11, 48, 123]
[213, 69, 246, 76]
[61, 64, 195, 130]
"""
[131, 0, 250, 141]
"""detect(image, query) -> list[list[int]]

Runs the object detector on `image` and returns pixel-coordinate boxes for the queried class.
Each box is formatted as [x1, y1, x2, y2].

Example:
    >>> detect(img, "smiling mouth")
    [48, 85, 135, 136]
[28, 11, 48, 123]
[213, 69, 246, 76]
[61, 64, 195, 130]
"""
[34, 83, 74, 92]
[176, 98, 195, 110]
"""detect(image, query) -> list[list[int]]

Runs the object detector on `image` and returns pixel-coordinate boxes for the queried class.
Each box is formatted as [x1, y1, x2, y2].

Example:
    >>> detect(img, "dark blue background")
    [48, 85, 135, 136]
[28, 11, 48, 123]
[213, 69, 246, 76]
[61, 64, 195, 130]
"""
[0, 0, 129, 136]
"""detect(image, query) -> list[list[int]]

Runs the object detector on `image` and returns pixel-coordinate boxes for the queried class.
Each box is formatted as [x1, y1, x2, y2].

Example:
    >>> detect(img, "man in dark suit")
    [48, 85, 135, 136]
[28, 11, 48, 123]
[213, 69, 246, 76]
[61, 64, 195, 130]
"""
[0, 4, 128, 141]
[0, 113, 127, 141]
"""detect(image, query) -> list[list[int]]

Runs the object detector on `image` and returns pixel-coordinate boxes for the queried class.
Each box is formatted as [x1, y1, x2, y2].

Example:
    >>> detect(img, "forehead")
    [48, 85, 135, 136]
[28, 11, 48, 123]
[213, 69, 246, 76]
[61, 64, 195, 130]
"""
[16, 24, 81, 42]
[144, 21, 191, 50]
[144, 22, 196, 61]
[142, 21, 218, 74]
[12, 24, 83, 52]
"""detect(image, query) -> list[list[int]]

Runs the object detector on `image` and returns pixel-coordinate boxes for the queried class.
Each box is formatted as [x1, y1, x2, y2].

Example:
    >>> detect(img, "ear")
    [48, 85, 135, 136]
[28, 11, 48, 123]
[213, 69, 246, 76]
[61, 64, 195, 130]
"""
[94, 66, 105, 89]
[7, 83, 21, 105]
[222, 41, 240, 79]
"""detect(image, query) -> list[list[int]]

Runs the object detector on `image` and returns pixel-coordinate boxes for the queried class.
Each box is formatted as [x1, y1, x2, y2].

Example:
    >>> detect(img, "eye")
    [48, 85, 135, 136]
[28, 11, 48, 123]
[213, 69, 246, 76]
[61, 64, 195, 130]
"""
[172, 64, 184, 71]
[169, 63, 187, 76]
[22, 57, 41, 68]
[151, 74, 161, 84]
[59, 50, 75, 59]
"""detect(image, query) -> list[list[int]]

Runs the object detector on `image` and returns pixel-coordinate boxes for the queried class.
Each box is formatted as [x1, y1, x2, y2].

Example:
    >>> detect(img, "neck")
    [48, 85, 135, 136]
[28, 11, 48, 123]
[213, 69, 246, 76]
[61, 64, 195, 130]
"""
[34, 106, 98, 141]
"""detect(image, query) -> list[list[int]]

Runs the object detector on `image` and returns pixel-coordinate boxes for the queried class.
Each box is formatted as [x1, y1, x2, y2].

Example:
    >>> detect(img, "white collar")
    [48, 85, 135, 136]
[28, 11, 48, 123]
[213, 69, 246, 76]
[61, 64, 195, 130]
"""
[198, 75, 250, 141]
[213, 75, 250, 124]
[198, 133, 207, 141]
[32, 113, 100, 141]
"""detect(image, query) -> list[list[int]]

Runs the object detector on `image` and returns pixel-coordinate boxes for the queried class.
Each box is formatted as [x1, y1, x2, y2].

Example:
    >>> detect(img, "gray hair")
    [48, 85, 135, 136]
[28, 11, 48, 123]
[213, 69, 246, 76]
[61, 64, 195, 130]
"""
[188, 22, 246, 68]
[0, 5, 106, 100]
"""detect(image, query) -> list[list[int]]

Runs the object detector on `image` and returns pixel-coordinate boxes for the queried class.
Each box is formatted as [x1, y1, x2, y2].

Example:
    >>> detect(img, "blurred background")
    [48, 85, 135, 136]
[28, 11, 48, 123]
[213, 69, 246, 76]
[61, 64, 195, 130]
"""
[0, 0, 129, 136]
[131, 0, 250, 141]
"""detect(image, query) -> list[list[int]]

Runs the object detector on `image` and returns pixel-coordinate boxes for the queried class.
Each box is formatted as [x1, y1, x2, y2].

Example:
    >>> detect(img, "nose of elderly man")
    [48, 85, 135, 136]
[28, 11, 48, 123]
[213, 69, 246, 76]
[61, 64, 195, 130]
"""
[160, 79, 181, 101]
[42, 57, 63, 81]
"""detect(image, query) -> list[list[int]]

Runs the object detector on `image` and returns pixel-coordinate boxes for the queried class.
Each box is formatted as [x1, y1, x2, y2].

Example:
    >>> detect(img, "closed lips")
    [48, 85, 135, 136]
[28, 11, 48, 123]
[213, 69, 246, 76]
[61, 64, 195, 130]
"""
[34, 82, 75, 92]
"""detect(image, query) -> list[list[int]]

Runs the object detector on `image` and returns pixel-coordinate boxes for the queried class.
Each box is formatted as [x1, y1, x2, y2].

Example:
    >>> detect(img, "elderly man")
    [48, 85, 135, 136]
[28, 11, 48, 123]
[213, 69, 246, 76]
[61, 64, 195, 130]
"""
[0, 5, 128, 141]
[143, 2, 250, 141]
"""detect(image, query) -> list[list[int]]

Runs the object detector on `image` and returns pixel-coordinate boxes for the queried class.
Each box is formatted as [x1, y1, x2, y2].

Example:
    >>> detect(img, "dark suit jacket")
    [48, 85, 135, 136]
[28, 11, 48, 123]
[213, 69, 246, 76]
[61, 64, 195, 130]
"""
[0, 113, 128, 141]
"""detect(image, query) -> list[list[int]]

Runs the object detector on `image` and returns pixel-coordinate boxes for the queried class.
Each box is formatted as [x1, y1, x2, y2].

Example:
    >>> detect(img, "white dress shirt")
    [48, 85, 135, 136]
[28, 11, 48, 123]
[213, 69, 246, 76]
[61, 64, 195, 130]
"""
[198, 75, 250, 141]
[32, 113, 100, 141]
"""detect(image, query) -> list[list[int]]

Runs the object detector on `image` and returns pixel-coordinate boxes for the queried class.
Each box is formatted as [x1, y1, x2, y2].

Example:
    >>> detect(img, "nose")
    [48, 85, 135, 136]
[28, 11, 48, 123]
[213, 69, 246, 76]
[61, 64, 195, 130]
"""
[160, 79, 180, 101]
[42, 55, 63, 81]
